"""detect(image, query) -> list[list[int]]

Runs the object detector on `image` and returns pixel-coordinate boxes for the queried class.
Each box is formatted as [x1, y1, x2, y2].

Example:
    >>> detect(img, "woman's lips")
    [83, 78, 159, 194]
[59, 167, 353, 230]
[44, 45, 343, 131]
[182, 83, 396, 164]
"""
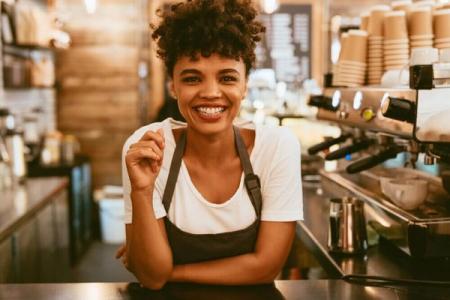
[194, 106, 226, 122]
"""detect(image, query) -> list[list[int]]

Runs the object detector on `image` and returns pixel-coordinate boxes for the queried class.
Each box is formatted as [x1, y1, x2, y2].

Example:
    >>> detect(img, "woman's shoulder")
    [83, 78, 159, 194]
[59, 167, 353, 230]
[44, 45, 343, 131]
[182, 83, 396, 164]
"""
[257, 124, 300, 150]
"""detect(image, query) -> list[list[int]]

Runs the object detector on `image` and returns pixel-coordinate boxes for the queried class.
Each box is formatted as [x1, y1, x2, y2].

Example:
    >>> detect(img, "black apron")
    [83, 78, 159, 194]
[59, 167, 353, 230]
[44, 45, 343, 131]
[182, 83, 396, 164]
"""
[161, 126, 262, 265]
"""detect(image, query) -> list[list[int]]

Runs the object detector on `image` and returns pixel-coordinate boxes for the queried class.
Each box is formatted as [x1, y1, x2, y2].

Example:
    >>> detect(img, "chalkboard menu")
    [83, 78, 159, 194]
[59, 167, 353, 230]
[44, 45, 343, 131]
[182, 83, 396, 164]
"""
[255, 4, 312, 82]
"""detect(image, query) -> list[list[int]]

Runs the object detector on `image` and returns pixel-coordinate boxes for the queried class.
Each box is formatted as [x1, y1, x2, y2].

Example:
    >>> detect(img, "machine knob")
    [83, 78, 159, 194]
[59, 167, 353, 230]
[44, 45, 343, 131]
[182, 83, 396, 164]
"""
[308, 94, 339, 112]
[380, 96, 416, 123]
[361, 108, 376, 121]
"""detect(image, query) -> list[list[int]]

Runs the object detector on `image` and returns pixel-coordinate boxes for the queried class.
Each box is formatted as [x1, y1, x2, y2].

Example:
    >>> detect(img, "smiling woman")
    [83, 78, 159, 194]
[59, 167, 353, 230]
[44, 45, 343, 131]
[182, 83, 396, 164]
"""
[118, 0, 303, 290]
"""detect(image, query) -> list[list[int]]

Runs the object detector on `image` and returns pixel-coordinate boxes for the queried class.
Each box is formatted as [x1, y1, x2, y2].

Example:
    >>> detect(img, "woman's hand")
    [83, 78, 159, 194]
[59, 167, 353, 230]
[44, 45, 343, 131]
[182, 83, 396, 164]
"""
[125, 129, 165, 192]
[115, 244, 129, 270]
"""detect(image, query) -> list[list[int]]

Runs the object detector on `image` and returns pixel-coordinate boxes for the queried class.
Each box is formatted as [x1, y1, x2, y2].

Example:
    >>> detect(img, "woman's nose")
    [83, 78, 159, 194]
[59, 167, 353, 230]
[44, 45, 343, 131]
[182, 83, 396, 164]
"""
[198, 80, 222, 99]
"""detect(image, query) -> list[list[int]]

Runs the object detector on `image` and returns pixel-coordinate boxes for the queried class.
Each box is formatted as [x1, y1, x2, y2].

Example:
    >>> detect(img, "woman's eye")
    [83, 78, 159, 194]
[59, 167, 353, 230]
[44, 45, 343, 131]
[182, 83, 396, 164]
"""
[182, 76, 200, 83]
[221, 76, 238, 83]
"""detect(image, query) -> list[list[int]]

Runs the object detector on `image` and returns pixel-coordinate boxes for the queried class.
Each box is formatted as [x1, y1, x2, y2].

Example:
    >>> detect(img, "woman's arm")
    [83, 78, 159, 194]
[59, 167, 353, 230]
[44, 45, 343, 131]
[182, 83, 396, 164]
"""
[123, 129, 173, 290]
[169, 220, 296, 285]
[126, 190, 173, 290]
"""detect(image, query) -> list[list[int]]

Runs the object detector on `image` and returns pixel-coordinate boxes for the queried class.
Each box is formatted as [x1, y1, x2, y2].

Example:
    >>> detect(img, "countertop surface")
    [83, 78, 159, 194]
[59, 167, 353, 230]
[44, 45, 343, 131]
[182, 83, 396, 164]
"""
[297, 180, 450, 281]
[1, 280, 450, 300]
[0, 177, 68, 243]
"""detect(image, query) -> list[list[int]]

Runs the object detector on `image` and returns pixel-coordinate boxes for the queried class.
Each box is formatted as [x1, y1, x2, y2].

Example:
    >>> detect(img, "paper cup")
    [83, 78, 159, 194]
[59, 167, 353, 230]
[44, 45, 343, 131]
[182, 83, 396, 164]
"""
[340, 60, 366, 67]
[384, 44, 409, 50]
[434, 37, 450, 43]
[346, 30, 369, 63]
[361, 13, 370, 31]
[384, 11, 409, 40]
[384, 38, 409, 44]
[433, 9, 450, 40]
[386, 53, 410, 58]
[338, 33, 350, 61]
[385, 65, 406, 70]
[435, 43, 450, 49]
[410, 34, 434, 40]
[408, 6, 433, 36]
[368, 5, 392, 36]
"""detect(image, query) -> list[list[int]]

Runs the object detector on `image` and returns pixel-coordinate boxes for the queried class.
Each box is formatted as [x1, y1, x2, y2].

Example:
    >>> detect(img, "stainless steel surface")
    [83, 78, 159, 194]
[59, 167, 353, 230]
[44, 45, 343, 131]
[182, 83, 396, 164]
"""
[328, 197, 368, 254]
[318, 87, 416, 138]
[320, 167, 450, 258]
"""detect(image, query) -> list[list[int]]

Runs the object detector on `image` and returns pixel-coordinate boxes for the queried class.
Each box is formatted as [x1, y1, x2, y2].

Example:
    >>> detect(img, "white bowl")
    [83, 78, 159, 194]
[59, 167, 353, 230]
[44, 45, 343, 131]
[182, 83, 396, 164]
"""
[384, 179, 428, 210]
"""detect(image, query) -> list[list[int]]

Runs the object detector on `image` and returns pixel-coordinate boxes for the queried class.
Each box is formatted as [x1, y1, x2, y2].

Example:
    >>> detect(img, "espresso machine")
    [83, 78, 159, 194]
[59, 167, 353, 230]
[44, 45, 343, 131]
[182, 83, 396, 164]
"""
[0, 108, 27, 186]
[307, 65, 450, 259]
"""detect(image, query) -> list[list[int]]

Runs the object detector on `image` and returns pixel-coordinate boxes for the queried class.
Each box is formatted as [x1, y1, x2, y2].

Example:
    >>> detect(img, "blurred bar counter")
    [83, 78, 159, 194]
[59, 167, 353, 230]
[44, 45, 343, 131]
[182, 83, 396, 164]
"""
[0, 177, 71, 283]
[27, 155, 93, 265]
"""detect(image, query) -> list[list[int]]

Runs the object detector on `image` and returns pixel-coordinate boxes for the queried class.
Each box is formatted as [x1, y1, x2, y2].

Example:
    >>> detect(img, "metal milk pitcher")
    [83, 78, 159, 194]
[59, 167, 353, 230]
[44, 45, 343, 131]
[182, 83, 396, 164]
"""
[328, 197, 368, 254]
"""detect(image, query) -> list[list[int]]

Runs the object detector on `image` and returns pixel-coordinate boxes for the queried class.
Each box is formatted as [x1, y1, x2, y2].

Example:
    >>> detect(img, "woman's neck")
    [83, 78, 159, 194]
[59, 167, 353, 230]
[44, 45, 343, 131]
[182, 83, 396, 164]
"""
[184, 126, 237, 168]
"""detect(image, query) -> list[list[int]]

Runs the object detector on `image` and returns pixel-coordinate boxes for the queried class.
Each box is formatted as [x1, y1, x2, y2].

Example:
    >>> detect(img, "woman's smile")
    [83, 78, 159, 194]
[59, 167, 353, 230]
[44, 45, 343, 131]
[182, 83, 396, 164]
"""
[193, 104, 228, 122]
[170, 54, 247, 134]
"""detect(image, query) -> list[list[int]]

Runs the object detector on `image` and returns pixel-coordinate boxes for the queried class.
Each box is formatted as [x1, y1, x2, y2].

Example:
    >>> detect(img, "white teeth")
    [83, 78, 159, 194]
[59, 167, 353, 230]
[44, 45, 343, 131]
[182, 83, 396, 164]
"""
[196, 107, 225, 114]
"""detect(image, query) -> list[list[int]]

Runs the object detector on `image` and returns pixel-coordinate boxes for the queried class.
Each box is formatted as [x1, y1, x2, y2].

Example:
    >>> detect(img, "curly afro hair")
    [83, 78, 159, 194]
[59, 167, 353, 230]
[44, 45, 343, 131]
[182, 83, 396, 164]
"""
[151, 0, 265, 77]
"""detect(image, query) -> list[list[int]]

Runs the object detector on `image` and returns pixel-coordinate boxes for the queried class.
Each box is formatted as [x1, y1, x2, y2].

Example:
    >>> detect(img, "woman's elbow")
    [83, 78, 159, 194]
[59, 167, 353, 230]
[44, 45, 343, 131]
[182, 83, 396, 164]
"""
[136, 265, 173, 290]
[140, 276, 168, 290]
[258, 260, 283, 283]
[129, 257, 173, 290]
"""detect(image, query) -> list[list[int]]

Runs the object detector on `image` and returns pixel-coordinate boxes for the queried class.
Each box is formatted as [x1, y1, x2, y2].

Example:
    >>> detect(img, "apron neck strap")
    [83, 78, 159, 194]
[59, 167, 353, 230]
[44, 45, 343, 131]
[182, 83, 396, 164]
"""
[162, 127, 262, 217]
[233, 126, 262, 217]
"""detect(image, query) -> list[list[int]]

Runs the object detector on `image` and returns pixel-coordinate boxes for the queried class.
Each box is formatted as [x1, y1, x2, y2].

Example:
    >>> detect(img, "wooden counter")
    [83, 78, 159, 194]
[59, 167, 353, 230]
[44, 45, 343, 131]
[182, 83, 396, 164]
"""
[0, 177, 68, 243]
[0, 177, 70, 283]
[1, 280, 449, 300]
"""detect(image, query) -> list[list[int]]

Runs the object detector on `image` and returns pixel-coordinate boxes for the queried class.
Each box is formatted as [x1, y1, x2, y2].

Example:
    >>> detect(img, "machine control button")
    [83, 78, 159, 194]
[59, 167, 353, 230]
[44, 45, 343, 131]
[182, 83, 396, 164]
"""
[308, 94, 339, 111]
[361, 108, 376, 121]
[353, 91, 363, 110]
[380, 96, 415, 123]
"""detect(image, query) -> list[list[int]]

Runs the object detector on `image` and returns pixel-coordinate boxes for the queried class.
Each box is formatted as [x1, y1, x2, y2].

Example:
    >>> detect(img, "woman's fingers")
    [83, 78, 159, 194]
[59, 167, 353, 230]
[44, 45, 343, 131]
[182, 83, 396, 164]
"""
[139, 130, 165, 149]
[115, 244, 126, 259]
[129, 140, 163, 158]
[126, 147, 161, 161]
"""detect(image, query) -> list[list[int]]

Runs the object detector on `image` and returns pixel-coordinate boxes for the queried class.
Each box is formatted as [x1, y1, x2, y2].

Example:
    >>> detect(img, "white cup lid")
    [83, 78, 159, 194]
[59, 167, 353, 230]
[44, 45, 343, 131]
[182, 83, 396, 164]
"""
[385, 10, 406, 17]
[433, 8, 450, 16]
[410, 47, 439, 65]
[371, 5, 392, 12]
[440, 48, 450, 63]
[348, 29, 369, 37]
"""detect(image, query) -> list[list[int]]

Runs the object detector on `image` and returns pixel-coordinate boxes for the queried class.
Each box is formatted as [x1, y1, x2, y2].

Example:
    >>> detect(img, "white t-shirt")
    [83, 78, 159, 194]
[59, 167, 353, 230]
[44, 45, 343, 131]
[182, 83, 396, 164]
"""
[122, 118, 303, 234]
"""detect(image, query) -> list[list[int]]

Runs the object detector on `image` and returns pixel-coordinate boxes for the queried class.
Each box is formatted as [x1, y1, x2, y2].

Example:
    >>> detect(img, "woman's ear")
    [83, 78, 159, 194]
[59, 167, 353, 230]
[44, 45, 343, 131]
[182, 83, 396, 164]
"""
[167, 81, 177, 100]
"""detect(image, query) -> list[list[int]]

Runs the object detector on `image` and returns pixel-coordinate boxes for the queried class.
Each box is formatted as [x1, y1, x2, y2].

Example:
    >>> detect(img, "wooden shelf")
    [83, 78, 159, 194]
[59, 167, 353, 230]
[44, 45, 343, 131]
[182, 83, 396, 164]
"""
[3, 43, 54, 51]
[4, 86, 55, 91]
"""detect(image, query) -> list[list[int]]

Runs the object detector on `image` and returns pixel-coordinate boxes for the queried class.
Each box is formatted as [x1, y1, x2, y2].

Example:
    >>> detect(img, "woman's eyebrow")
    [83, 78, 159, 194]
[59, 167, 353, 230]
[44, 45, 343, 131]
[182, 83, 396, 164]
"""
[179, 69, 201, 76]
[219, 69, 240, 75]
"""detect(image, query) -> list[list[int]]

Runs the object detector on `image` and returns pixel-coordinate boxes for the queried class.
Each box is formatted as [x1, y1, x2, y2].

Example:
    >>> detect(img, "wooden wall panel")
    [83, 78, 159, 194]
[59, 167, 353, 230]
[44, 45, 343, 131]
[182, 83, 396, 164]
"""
[56, 2, 146, 188]
[58, 75, 139, 90]
[57, 46, 139, 77]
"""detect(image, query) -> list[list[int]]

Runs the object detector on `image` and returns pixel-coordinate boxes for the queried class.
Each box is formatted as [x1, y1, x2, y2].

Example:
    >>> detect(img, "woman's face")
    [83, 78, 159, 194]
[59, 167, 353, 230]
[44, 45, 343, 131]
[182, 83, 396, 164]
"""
[169, 53, 247, 136]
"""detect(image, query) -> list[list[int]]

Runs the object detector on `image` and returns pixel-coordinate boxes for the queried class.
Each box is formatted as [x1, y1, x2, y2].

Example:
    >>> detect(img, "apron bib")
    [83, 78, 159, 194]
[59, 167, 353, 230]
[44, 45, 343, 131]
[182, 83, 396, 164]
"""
[161, 126, 262, 264]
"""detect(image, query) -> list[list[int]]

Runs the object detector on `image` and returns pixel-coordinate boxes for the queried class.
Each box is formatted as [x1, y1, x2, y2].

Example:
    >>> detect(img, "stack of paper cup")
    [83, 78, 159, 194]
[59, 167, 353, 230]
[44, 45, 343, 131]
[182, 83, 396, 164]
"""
[391, 0, 412, 12]
[367, 5, 391, 85]
[409, 6, 433, 50]
[433, 9, 450, 50]
[383, 11, 410, 71]
[333, 30, 368, 87]
[361, 13, 370, 31]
